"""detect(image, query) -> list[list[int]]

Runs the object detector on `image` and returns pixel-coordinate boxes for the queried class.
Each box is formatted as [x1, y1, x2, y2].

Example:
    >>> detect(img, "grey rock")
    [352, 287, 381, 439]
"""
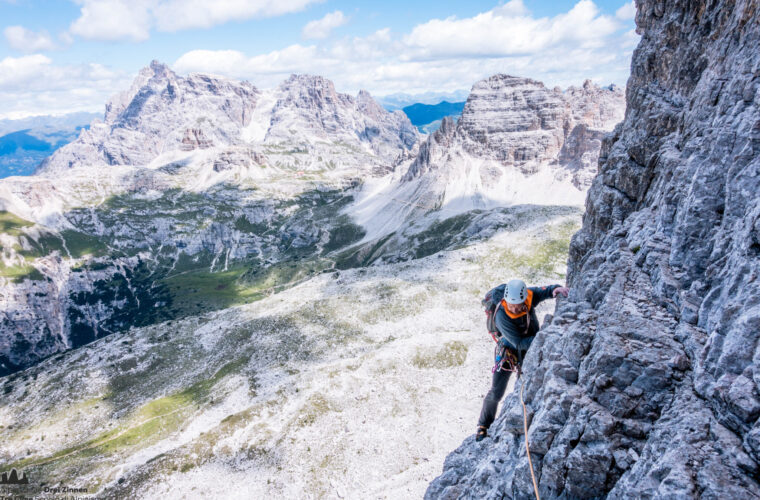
[405, 75, 624, 186]
[427, 1, 760, 498]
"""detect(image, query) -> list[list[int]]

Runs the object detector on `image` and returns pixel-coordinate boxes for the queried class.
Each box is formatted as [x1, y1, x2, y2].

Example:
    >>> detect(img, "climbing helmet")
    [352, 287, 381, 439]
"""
[504, 279, 528, 304]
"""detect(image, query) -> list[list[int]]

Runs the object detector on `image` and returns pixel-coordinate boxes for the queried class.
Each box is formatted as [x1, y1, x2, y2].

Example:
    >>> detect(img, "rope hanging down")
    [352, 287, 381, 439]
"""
[519, 374, 541, 500]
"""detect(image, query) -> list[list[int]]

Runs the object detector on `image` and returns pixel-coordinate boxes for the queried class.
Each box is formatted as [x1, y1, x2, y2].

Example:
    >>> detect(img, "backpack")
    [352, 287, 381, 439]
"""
[482, 283, 507, 342]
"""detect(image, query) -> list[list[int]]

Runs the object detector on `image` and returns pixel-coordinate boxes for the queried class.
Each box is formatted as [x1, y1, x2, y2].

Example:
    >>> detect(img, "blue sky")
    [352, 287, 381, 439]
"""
[0, 0, 638, 118]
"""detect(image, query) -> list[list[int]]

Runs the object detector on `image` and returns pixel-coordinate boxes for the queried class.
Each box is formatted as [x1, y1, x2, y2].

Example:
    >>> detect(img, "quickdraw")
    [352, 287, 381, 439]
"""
[492, 343, 520, 374]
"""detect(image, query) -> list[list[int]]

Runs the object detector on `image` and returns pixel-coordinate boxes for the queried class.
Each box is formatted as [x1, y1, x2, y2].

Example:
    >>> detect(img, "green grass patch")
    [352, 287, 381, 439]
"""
[411, 341, 468, 369]
[0, 262, 44, 283]
[162, 258, 331, 318]
[412, 213, 476, 259]
[515, 220, 578, 281]
[0, 210, 33, 236]
[60, 229, 108, 258]
[162, 265, 256, 316]
[0, 359, 248, 473]
[334, 231, 395, 270]
[234, 215, 268, 234]
[16, 231, 67, 259]
[323, 217, 366, 252]
[476, 218, 579, 284]
[295, 393, 339, 429]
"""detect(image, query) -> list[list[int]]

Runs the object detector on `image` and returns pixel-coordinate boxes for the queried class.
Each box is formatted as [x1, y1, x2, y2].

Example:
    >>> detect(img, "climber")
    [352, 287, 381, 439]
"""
[475, 279, 569, 442]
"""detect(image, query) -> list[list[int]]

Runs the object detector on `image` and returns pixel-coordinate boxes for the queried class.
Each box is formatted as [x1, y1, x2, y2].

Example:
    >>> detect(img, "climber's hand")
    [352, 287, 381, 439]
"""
[553, 286, 570, 298]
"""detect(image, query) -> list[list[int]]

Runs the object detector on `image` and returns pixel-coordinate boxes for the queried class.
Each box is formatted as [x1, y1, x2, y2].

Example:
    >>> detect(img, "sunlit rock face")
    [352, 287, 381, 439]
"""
[459, 76, 622, 177]
[404, 75, 624, 184]
[388, 75, 623, 225]
[41, 62, 418, 175]
[427, 1, 760, 498]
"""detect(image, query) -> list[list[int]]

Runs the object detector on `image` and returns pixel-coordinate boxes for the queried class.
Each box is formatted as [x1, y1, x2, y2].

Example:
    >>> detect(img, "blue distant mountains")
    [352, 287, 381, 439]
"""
[376, 89, 468, 134]
[0, 112, 99, 178]
[377, 89, 469, 111]
[401, 101, 466, 134]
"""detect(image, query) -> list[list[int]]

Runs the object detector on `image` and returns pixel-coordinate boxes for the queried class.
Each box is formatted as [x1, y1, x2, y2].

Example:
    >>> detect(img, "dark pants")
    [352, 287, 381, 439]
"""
[477, 367, 513, 429]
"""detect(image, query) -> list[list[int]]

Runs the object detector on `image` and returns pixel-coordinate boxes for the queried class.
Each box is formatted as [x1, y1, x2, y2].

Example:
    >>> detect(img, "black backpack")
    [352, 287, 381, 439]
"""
[482, 284, 507, 341]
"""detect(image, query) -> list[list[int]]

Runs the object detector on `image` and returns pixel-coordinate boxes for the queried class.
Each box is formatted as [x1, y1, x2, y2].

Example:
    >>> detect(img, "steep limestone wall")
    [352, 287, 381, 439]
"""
[427, 1, 760, 498]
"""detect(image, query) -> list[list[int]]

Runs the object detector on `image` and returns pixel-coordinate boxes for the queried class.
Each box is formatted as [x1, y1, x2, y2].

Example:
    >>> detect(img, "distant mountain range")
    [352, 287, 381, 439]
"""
[401, 101, 466, 133]
[0, 96, 466, 176]
[377, 89, 470, 111]
[0, 112, 99, 178]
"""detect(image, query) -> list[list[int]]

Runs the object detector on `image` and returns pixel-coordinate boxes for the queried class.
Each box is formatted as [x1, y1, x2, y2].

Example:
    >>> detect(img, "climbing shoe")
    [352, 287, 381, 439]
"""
[475, 426, 488, 442]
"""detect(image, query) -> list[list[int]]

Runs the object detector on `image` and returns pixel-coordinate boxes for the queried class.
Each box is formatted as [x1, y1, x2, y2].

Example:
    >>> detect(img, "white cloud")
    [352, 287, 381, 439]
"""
[173, 0, 639, 95]
[4, 26, 57, 52]
[402, 0, 619, 60]
[67, 0, 321, 41]
[153, 0, 319, 31]
[302, 10, 347, 40]
[493, 0, 529, 17]
[175, 44, 324, 81]
[615, 2, 636, 20]
[0, 55, 130, 118]
[0, 54, 53, 88]
[69, 0, 152, 42]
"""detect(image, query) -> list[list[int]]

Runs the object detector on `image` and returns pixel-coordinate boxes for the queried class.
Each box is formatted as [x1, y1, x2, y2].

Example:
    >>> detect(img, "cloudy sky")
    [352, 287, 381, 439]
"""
[0, 0, 638, 119]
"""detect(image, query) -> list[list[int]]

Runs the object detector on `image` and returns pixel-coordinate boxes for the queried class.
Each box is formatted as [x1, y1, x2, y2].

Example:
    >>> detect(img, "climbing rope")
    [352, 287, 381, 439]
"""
[519, 373, 541, 500]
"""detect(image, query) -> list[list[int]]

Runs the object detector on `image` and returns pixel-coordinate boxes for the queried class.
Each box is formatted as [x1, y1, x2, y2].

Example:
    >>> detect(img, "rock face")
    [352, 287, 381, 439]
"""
[427, 1, 760, 499]
[457, 76, 567, 173]
[40, 61, 416, 174]
[405, 75, 624, 187]
[373, 76, 623, 226]
[41, 60, 260, 171]
[267, 75, 417, 162]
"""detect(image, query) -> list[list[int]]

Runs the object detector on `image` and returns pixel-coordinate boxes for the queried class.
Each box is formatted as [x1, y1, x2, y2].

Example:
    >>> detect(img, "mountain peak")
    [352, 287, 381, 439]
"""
[104, 60, 177, 123]
[149, 59, 167, 70]
[472, 74, 546, 92]
[282, 74, 336, 91]
[356, 89, 386, 118]
[134, 59, 176, 86]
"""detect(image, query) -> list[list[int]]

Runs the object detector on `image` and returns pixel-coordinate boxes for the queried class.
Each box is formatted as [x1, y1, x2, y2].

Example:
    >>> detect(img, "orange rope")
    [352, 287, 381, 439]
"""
[519, 376, 541, 500]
